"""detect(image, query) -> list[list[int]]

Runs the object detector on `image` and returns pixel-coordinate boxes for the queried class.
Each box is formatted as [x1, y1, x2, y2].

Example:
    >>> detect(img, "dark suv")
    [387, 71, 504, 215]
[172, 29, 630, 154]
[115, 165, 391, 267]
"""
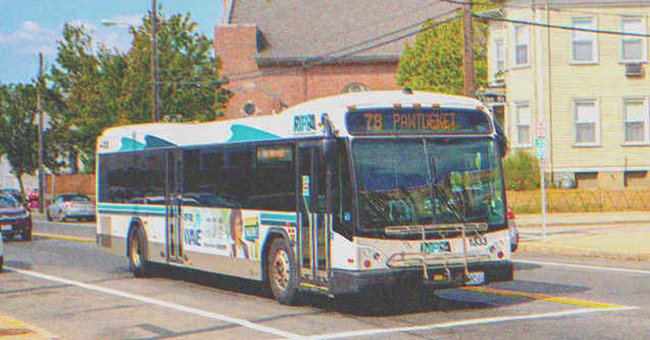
[0, 193, 32, 241]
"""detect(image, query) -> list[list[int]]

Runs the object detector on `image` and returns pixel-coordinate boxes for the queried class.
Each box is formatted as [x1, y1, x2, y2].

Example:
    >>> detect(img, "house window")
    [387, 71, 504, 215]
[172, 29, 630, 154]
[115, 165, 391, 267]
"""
[515, 102, 531, 146]
[514, 25, 529, 66]
[621, 16, 647, 62]
[572, 17, 597, 63]
[574, 100, 599, 145]
[495, 38, 506, 72]
[623, 98, 648, 143]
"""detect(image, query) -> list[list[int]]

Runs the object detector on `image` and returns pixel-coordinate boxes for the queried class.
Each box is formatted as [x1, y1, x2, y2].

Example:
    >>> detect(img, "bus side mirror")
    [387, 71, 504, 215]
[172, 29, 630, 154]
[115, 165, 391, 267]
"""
[321, 138, 337, 161]
[494, 122, 509, 158]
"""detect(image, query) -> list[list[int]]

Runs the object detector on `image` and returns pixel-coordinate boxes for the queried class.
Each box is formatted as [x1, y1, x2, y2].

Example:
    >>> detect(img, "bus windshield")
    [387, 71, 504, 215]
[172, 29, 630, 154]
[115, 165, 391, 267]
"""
[352, 138, 505, 232]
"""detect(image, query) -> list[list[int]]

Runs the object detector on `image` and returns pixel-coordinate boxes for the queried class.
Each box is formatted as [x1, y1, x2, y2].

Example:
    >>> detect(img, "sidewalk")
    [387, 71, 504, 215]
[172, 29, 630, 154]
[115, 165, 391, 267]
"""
[515, 211, 650, 261]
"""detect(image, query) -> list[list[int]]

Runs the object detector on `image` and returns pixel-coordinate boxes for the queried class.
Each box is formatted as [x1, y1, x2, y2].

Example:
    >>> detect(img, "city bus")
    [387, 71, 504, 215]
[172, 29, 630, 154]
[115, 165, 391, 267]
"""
[95, 90, 513, 305]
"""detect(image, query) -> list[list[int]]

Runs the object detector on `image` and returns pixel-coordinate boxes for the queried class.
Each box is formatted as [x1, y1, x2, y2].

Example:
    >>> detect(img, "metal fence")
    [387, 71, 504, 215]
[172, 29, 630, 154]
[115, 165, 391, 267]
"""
[507, 189, 650, 214]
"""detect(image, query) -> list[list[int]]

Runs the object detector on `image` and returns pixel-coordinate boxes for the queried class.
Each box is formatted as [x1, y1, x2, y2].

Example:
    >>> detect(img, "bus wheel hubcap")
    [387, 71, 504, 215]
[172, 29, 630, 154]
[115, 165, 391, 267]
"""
[131, 237, 141, 267]
[273, 250, 290, 291]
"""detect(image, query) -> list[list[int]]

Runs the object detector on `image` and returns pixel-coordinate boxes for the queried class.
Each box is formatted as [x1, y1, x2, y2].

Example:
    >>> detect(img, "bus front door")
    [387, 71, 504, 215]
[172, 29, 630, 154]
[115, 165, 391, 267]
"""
[298, 143, 332, 289]
[166, 151, 184, 263]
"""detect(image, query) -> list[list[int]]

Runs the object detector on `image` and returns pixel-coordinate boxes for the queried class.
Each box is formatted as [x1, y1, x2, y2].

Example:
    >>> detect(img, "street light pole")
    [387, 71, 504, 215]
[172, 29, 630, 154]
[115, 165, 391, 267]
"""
[152, 0, 160, 122]
[462, 2, 475, 97]
[37, 52, 45, 213]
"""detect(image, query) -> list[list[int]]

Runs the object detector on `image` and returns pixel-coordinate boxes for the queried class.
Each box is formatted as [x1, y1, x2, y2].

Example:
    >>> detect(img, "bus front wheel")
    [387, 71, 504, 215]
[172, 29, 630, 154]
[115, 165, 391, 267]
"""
[267, 238, 299, 305]
[129, 227, 153, 278]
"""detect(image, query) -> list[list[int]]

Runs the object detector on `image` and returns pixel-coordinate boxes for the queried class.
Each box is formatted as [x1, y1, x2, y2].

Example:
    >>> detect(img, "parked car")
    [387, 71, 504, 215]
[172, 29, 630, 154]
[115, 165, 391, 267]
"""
[507, 208, 519, 252]
[0, 192, 33, 241]
[0, 188, 23, 202]
[46, 194, 95, 222]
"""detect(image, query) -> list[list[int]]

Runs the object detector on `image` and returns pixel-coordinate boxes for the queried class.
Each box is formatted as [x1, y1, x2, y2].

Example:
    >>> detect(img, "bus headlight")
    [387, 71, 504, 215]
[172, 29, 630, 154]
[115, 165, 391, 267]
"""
[488, 239, 508, 260]
[358, 246, 384, 269]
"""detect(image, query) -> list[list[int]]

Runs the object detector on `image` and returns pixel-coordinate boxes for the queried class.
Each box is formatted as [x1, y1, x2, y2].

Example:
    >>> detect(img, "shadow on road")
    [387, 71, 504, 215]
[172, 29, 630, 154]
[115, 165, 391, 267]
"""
[104, 263, 592, 317]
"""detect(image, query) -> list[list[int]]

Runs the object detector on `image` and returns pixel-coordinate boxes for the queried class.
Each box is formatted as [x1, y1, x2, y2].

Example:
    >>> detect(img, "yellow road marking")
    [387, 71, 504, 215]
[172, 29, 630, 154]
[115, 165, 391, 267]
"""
[33, 233, 94, 243]
[0, 313, 58, 339]
[461, 286, 624, 309]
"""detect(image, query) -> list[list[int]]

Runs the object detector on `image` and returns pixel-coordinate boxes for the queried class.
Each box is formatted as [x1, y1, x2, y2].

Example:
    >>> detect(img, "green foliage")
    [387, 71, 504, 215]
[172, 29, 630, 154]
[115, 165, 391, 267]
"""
[0, 84, 37, 194]
[122, 11, 231, 123]
[0, 82, 66, 194]
[48, 9, 232, 172]
[397, 2, 496, 95]
[503, 149, 540, 191]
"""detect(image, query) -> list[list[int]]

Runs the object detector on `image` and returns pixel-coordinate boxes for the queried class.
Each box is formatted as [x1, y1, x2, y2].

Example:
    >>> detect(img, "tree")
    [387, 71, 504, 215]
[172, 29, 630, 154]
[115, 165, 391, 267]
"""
[121, 10, 231, 123]
[0, 84, 38, 195]
[49, 10, 232, 171]
[397, 2, 495, 95]
[50, 24, 127, 173]
[0, 82, 65, 196]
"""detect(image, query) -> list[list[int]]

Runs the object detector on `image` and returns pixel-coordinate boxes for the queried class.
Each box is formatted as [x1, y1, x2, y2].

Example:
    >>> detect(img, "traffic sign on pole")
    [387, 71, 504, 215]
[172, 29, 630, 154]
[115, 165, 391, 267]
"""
[536, 120, 546, 139]
[535, 138, 547, 159]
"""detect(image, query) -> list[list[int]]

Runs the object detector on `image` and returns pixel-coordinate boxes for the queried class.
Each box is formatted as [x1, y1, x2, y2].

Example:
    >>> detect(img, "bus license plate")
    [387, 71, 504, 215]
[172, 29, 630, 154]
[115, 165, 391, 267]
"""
[420, 240, 451, 254]
[467, 271, 485, 285]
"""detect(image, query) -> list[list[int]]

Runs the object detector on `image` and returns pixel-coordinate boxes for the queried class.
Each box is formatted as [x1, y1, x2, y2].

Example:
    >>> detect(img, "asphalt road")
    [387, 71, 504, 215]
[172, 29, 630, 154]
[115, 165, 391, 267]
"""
[0, 220, 648, 339]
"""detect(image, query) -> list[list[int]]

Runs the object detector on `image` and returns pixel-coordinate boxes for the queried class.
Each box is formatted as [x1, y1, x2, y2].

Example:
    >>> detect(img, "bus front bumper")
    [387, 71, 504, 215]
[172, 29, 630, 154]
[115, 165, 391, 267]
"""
[329, 260, 513, 295]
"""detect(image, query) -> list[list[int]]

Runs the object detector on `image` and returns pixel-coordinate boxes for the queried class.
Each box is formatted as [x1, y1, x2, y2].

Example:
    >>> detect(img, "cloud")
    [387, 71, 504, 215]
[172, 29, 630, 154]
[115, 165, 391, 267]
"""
[0, 20, 59, 56]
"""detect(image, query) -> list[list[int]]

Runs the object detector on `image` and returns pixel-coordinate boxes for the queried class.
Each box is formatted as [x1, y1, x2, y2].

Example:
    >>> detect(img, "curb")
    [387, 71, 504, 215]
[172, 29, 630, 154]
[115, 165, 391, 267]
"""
[33, 233, 94, 243]
[520, 243, 650, 262]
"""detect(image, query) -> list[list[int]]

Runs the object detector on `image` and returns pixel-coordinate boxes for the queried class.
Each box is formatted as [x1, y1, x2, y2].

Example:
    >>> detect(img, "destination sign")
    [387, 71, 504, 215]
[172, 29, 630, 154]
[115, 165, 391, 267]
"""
[346, 108, 492, 136]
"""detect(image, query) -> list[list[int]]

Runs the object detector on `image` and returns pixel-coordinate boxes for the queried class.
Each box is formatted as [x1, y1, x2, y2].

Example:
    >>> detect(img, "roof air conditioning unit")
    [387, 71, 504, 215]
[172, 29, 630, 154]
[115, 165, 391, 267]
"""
[625, 63, 644, 78]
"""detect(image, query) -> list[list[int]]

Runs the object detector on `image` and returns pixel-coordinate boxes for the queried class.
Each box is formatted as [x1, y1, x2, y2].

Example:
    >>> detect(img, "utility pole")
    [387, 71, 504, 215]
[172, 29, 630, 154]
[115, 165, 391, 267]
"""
[37, 53, 45, 214]
[463, 1, 475, 97]
[152, 0, 160, 122]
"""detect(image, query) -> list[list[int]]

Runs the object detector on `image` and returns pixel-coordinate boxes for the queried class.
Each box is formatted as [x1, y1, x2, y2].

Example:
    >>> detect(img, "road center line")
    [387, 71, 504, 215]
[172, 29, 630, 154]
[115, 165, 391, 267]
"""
[5, 266, 303, 339]
[305, 307, 639, 340]
[461, 286, 625, 309]
[515, 259, 650, 275]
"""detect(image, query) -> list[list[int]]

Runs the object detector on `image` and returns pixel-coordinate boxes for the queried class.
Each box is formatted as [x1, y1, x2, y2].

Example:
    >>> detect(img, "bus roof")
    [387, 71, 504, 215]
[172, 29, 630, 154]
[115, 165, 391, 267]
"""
[97, 90, 491, 154]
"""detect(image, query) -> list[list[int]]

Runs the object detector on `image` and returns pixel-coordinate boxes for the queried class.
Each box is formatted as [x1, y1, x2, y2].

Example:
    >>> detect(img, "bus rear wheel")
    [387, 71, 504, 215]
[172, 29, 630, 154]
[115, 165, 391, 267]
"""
[129, 227, 153, 278]
[267, 238, 299, 305]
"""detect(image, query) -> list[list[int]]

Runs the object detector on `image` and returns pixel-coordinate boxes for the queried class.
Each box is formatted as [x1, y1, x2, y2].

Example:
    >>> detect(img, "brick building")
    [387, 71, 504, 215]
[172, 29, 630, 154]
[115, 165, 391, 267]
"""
[214, 0, 458, 118]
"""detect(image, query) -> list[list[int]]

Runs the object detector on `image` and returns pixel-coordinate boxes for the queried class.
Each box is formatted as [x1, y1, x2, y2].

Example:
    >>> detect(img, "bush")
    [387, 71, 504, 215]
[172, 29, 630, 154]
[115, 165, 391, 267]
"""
[503, 149, 540, 190]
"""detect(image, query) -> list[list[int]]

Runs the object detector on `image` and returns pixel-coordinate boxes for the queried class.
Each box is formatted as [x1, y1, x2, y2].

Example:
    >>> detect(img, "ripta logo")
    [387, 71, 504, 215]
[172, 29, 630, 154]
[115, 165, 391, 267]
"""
[294, 114, 316, 135]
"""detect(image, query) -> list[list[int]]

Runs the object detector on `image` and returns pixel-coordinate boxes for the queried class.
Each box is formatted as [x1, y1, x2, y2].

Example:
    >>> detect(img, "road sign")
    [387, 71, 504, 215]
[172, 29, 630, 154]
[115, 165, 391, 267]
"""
[536, 120, 546, 139]
[535, 138, 547, 159]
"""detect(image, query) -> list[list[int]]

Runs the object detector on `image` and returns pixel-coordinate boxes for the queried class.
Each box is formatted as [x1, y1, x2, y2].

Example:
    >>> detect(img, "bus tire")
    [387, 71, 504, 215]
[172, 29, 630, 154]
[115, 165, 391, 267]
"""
[128, 226, 153, 278]
[267, 237, 299, 305]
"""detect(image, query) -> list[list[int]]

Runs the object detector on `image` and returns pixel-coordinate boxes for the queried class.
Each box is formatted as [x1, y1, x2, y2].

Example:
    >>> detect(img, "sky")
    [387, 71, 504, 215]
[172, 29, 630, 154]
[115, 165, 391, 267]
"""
[0, 0, 224, 84]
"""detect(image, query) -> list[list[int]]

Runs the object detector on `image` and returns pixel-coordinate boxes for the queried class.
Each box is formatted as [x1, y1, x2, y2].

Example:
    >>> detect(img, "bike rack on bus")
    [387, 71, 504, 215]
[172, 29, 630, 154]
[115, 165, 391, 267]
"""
[385, 223, 489, 283]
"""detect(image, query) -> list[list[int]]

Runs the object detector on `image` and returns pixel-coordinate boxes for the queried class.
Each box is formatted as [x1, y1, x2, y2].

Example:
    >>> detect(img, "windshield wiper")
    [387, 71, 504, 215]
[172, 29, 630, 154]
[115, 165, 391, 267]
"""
[428, 156, 466, 226]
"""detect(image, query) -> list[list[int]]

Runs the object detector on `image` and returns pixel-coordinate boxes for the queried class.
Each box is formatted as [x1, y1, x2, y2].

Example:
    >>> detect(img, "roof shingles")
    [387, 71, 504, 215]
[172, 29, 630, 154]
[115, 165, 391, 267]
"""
[226, 0, 459, 63]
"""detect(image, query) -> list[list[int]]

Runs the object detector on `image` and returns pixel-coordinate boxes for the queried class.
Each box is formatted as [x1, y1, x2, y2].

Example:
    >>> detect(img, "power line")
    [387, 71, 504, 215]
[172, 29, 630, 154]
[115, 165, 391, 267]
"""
[221, 11, 439, 80]
[475, 12, 650, 38]
[501, 1, 650, 19]
[221, 1, 456, 80]
[164, 9, 462, 87]
[227, 14, 461, 83]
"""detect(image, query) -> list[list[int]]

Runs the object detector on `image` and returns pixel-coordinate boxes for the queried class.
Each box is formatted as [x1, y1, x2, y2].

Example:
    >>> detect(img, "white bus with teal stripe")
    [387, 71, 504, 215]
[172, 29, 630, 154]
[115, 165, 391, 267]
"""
[96, 90, 514, 305]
